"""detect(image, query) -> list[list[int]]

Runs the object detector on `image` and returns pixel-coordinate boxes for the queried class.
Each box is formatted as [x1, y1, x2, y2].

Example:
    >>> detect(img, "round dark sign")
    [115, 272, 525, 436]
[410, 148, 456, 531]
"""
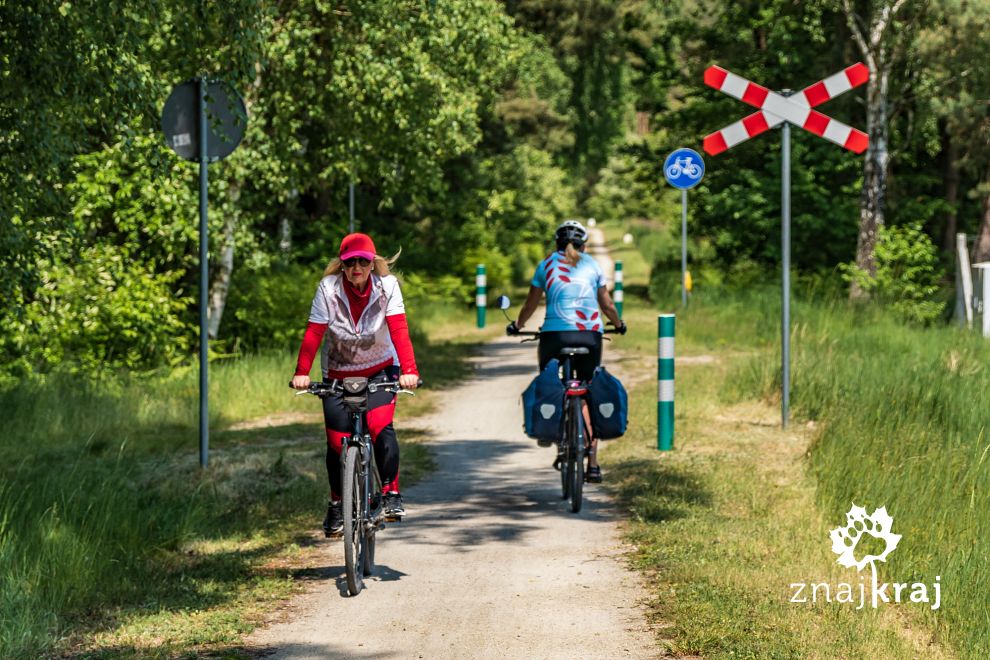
[161, 79, 247, 162]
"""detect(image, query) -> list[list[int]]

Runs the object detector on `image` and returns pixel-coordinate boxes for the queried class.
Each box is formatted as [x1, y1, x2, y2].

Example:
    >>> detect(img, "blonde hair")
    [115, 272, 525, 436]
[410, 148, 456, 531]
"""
[564, 242, 582, 267]
[324, 247, 401, 277]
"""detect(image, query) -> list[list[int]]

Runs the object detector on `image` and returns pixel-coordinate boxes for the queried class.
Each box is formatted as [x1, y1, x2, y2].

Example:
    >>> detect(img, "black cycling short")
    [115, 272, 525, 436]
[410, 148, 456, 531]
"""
[538, 330, 602, 382]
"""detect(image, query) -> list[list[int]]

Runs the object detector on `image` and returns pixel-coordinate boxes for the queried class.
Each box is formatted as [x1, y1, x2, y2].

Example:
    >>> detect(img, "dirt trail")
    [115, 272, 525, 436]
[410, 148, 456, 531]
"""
[248, 326, 660, 659]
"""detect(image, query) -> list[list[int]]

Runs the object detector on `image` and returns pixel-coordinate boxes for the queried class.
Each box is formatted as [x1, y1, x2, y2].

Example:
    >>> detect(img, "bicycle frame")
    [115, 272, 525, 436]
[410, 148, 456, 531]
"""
[343, 409, 383, 528]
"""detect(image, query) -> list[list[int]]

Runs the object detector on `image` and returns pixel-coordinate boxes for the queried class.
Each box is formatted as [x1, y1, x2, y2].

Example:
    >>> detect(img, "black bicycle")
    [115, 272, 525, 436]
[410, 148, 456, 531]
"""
[496, 296, 620, 513]
[294, 377, 417, 596]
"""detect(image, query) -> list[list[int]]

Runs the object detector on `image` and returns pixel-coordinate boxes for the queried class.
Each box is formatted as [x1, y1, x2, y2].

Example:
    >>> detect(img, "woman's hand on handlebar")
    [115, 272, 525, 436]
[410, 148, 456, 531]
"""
[398, 374, 420, 390]
[291, 375, 311, 390]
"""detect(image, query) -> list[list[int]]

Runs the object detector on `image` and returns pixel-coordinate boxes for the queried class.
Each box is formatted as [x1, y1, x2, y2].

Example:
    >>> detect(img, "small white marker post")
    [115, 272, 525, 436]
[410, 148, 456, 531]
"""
[614, 261, 624, 318]
[476, 264, 486, 328]
[975, 263, 990, 338]
[658, 314, 675, 451]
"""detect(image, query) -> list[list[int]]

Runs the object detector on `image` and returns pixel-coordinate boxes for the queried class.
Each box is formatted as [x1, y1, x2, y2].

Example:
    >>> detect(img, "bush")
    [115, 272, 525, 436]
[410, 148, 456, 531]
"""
[841, 223, 947, 325]
[222, 263, 316, 353]
[0, 245, 193, 376]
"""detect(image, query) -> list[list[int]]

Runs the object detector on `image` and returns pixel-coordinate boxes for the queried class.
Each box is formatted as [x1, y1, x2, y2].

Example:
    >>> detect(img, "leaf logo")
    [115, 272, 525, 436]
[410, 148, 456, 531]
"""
[829, 504, 901, 572]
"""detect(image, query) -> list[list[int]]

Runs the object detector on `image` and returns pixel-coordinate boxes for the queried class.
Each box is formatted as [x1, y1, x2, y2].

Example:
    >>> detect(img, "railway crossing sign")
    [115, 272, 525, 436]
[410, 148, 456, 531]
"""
[702, 63, 869, 156]
[701, 63, 869, 428]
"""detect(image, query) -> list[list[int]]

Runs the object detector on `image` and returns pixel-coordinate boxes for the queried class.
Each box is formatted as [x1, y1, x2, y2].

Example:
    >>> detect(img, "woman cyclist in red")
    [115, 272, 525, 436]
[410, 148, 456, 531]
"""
[507, 220, 625, 482]
[291, 233, 419, 536]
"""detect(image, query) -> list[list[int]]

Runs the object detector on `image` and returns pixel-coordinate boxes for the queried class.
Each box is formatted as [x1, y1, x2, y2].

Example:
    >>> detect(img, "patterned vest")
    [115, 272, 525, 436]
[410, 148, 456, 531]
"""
[316, 274, 398, 377]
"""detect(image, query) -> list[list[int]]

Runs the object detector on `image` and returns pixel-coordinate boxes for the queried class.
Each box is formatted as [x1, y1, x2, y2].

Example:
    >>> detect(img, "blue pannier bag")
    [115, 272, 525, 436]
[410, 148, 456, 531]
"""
[522, 358, 565, 441]
[588, 366, 628, 439]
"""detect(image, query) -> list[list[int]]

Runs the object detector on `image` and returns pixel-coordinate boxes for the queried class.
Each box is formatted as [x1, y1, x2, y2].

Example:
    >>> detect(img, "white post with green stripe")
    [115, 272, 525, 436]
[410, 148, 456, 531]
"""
[476, 264, 486, 328]
[658, 314, 675, 450]
[614, 260, 624, 318]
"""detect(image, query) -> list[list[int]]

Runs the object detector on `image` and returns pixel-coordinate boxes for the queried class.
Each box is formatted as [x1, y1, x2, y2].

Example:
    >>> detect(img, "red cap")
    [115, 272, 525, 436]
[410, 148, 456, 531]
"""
[339, 233, 376, 261]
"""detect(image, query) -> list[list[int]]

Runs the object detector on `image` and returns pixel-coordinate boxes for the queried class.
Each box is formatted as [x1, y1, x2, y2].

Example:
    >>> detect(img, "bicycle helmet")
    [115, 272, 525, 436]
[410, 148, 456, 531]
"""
[554, 219, 588, 248]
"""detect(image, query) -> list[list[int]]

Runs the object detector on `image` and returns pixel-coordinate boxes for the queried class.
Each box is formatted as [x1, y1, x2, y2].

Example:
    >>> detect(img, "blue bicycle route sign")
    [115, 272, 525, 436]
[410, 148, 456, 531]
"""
[664, 148, 705, 190]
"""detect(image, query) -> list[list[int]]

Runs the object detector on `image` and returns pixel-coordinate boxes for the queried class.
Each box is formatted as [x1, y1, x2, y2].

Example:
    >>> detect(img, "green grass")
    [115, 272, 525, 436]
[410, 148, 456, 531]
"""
[600, 248, 986, 657]
[730, 298, 990, 657]
[0, 301, 495, 658]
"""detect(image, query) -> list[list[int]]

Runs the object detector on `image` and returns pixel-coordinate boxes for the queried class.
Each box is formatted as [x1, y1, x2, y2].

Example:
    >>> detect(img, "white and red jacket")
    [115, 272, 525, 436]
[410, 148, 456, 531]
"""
[295, 273, 418, 380]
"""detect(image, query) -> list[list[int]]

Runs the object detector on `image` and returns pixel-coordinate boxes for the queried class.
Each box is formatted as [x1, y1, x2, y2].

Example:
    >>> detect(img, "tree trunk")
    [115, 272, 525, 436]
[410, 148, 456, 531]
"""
[208, 213, 236, 340]
[941, 126, 960, 255]
[974, 178, 990, 264]
[851, 64, 890, 299]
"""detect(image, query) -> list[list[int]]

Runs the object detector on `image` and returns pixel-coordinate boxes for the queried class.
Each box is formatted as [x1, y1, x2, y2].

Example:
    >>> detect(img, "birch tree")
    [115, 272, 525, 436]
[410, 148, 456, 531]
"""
[841, 0, 925, 298]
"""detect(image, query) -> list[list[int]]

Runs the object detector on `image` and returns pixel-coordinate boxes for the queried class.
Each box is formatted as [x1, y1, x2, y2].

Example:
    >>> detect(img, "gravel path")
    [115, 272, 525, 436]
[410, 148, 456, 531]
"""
[248, 328, 660, 659]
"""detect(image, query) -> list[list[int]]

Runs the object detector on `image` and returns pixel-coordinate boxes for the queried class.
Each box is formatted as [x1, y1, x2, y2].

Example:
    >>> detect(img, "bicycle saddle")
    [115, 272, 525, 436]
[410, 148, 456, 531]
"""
[559, 346, 590, 356]
[342, 377, 369, 394]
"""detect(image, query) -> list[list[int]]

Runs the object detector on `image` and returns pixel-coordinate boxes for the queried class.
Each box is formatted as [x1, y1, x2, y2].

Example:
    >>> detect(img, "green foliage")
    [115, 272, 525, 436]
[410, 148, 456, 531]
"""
[841, 223, 947, 325]
[4, 245, 193, 377]
[222, 264, 315, 353]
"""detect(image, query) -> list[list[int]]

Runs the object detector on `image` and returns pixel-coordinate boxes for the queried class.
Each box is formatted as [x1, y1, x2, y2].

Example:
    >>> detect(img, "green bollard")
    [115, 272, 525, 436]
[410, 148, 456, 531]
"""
[658, 314, 675, 450]
[614, 260, 624, 318]
[476, 264, 486, 328]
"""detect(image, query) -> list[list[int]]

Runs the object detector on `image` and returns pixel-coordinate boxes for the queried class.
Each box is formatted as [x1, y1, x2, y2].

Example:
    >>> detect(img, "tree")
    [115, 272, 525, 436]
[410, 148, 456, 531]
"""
[920, 1, 990, 261]
[841, 0, 928, 297]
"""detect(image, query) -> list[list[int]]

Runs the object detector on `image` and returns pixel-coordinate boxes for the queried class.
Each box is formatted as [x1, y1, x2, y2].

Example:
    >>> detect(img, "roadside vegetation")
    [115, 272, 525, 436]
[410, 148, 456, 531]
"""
[0, 306, 497, 658]
[600, 221, 987, 657]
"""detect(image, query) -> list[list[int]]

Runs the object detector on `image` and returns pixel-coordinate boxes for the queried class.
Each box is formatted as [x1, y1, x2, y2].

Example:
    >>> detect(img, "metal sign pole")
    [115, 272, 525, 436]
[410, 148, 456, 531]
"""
[702, 65, 870, 429]
[681, 189, 688, 308]
[198, 77, 210, 468]
[162, 78, 246, 469]
[349, 182, 355, 233]
[781, 119, 791, 429]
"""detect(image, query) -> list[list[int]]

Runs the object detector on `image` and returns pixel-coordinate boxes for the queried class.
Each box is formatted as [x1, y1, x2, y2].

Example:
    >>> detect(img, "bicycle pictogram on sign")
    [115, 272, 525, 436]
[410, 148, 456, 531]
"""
[663, 148, 705, 190]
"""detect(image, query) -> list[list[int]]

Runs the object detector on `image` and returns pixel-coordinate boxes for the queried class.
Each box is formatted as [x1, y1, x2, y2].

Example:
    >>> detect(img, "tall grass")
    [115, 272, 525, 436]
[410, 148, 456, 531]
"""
[729, 291, 990, 655]
[0, 303, 488, 657]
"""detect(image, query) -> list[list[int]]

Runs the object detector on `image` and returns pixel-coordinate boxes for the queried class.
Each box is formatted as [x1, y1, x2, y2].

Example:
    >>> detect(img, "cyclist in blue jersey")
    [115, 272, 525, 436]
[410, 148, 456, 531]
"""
[507, 220, 626, 482]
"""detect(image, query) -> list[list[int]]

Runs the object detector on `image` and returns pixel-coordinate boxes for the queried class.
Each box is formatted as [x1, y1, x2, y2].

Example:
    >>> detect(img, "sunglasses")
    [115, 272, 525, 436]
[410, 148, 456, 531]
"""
[342, 257, 372, 268]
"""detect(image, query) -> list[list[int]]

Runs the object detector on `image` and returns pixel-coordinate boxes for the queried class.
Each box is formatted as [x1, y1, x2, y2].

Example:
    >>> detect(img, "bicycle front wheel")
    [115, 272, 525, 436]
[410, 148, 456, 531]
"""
[342, 444, 365, 596]
[568, 397, 584, 513]
[363, 445, 381, 577]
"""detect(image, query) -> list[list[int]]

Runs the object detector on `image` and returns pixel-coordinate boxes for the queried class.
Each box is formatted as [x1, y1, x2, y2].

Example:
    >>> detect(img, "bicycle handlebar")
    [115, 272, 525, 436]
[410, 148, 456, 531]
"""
[510, 326, 623, 341]
[289, 379, 422, 396]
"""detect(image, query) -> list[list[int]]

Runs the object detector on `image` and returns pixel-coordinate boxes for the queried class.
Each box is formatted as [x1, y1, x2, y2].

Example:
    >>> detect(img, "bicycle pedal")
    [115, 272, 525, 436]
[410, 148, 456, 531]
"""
[384, 515, 402, 523]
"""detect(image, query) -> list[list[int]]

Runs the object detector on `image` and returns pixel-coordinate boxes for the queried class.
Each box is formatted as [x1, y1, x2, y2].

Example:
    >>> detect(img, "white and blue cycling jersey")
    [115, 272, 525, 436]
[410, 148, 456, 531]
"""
[531, 251, 607, 332]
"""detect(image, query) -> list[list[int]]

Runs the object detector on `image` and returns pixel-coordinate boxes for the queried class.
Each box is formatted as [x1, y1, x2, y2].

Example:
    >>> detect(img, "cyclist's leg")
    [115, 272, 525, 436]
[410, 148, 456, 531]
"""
[537, 332, 561, 373]
[321, 392, 351, 500]
[366, 373, 399, 493]
[569, 332, 603, 469]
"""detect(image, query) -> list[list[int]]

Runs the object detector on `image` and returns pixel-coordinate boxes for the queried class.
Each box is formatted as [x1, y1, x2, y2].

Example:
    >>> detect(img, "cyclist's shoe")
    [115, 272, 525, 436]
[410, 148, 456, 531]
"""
[536, 438, 554, 447]
[585, 465, 603, 483]
[552, 455, 563, 471]
[383, 492, 405, 518]
[323, 501, 343, 537]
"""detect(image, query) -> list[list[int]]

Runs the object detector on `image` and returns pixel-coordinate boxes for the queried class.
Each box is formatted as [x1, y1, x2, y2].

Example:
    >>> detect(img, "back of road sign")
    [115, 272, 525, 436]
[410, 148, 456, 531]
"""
[162, 79, 246, 162]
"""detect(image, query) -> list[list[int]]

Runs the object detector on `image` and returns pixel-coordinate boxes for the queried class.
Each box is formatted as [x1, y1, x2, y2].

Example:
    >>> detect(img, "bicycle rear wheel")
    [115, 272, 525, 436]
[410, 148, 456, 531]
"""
[560, 405, 570, 500]
[568, 397, 584, 513]
[342, 444, 365, 596]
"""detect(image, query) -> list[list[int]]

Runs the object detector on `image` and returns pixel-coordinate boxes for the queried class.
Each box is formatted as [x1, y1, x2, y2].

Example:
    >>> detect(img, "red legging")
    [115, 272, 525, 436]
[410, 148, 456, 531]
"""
[321, 373, 400, 501]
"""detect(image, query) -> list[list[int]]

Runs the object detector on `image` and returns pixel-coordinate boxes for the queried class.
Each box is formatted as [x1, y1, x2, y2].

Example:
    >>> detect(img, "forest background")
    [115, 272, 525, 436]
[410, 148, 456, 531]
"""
[3, 0, 989, 378]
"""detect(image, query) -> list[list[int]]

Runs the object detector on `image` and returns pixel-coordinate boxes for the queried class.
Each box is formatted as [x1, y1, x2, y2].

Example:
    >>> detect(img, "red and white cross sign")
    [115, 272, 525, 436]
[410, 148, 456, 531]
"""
[702, 63, 869, 155]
